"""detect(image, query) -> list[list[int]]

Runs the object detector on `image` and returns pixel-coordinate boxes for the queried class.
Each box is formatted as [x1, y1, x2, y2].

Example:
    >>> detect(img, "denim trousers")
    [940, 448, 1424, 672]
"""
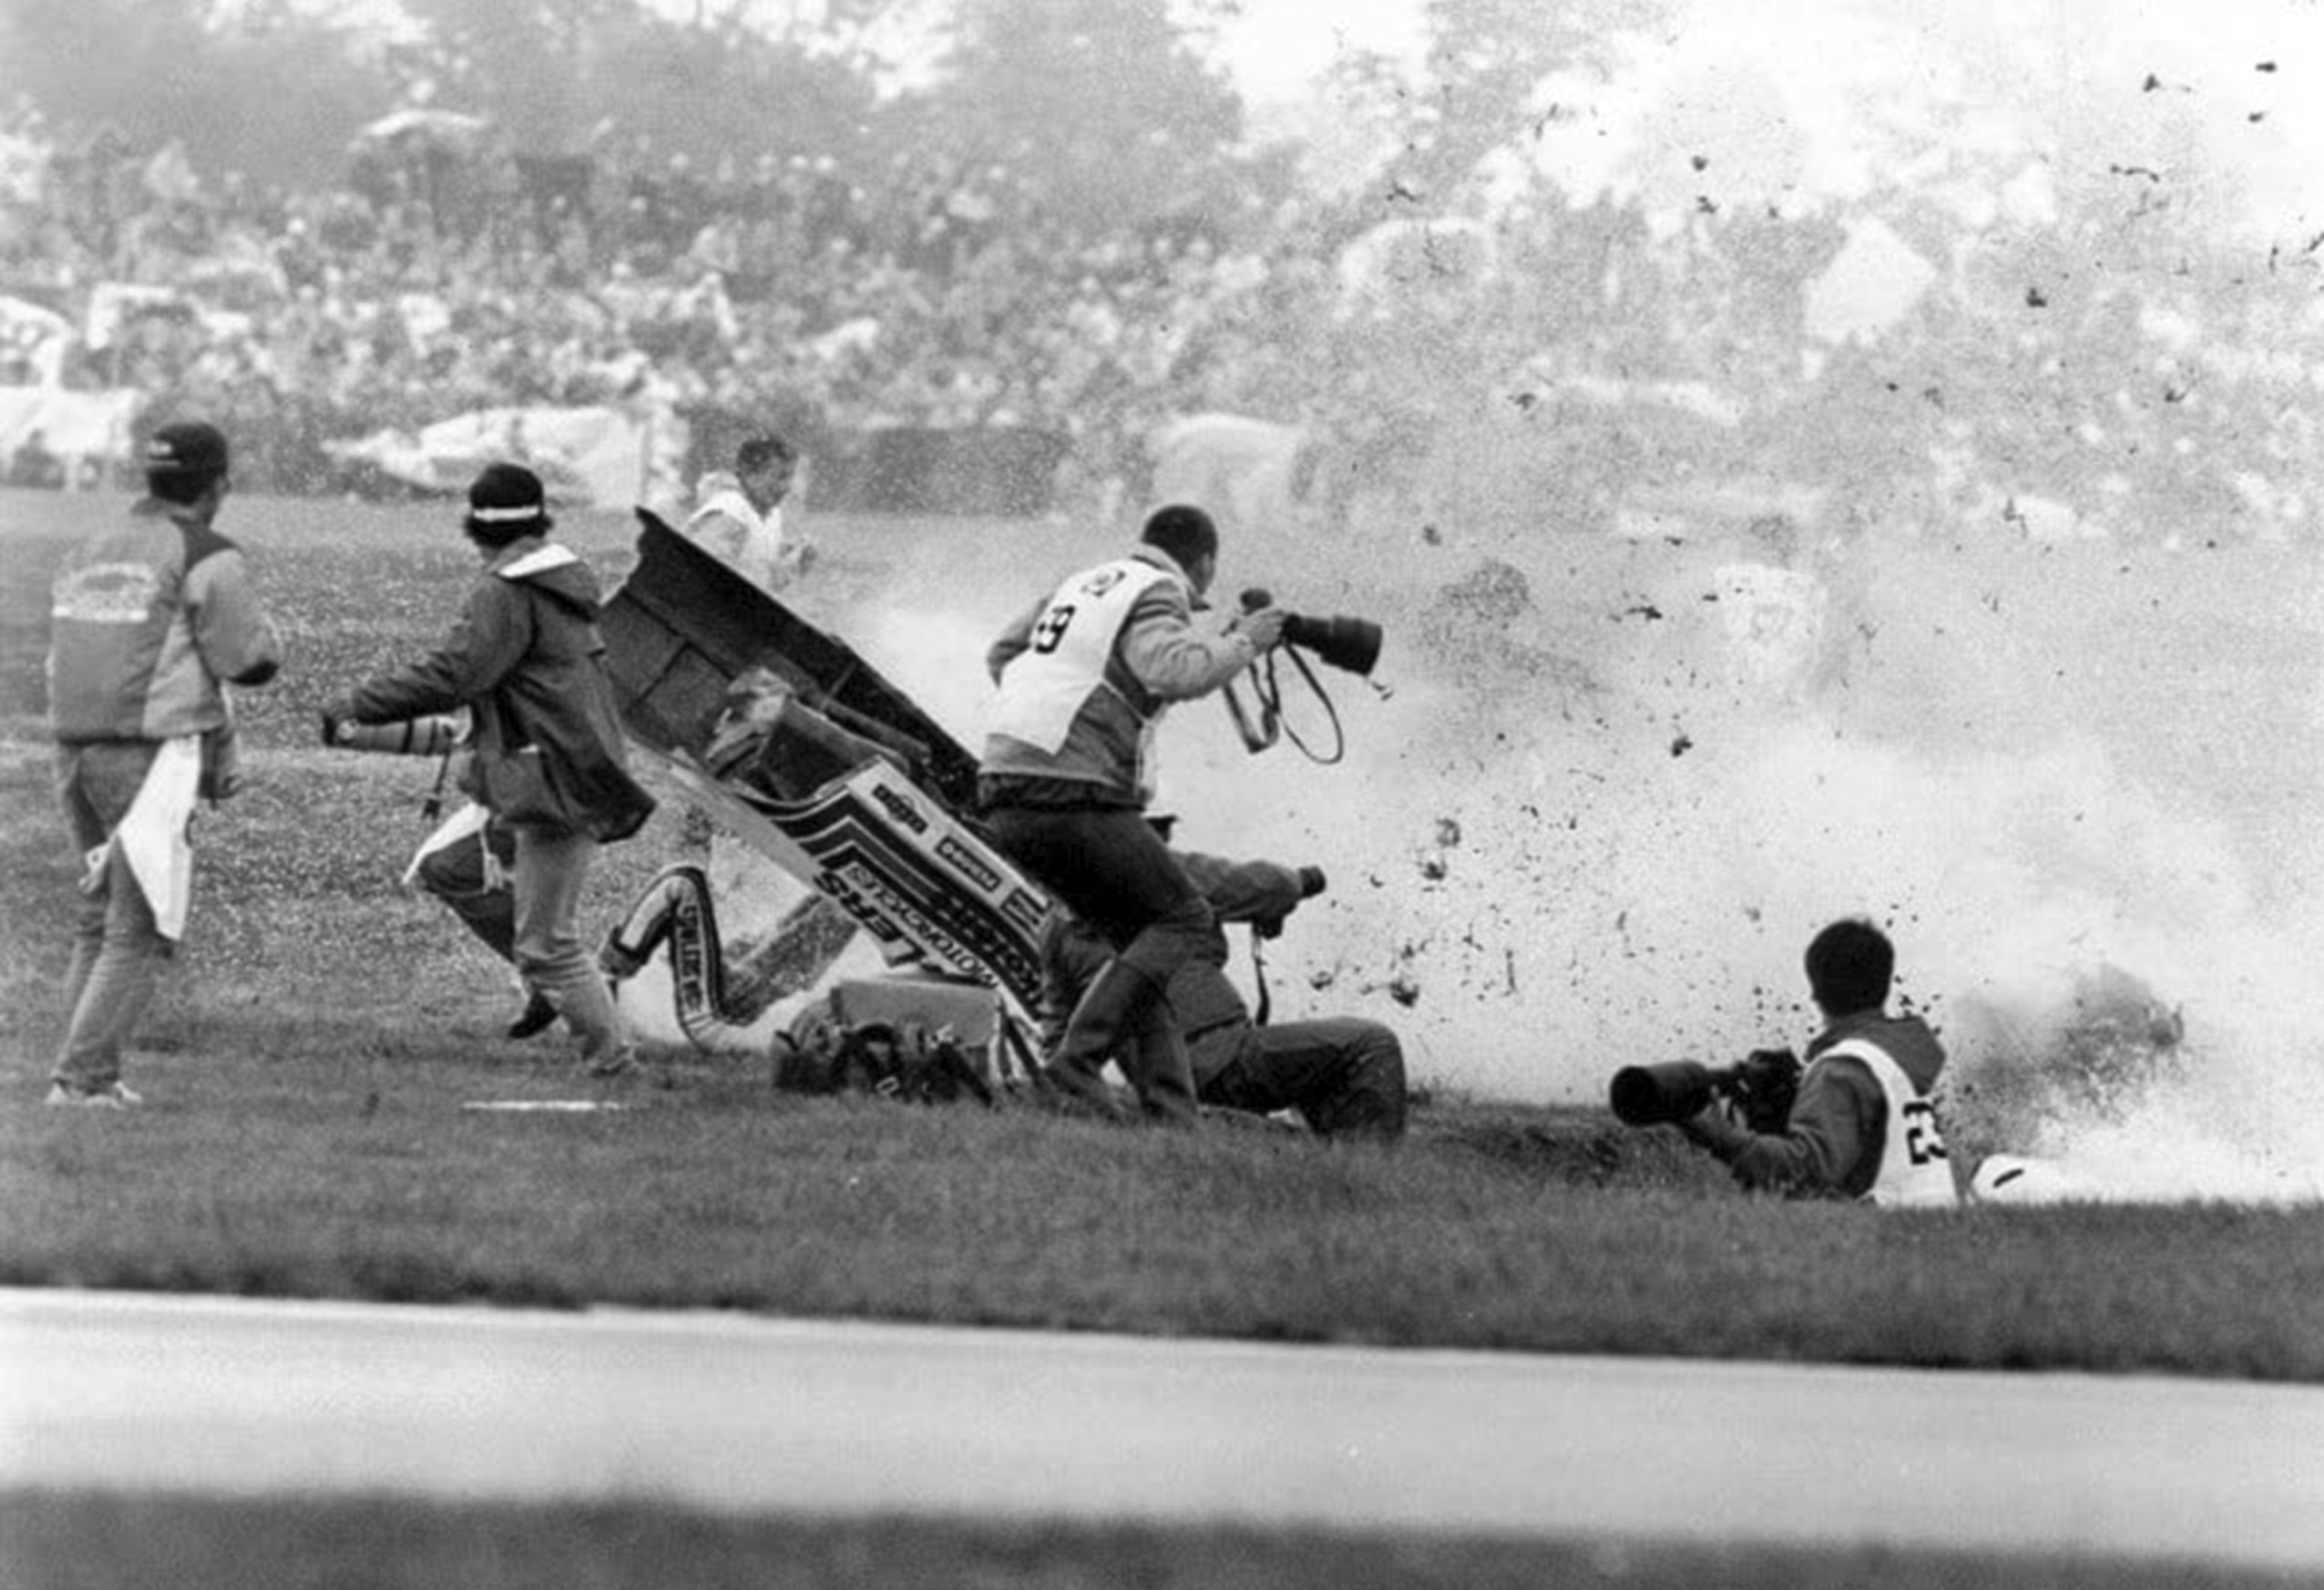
[414, 818, 518, 964]
[509, 825, 627, 1065]
[53, 741, 170, 1091]
[1199, 1016, 1409, 1142]
[981, 804, 1213, 979]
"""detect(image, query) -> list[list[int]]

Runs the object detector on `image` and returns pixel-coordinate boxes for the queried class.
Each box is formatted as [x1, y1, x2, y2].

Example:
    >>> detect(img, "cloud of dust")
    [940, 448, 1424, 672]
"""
[837, 521, 2324, 1203]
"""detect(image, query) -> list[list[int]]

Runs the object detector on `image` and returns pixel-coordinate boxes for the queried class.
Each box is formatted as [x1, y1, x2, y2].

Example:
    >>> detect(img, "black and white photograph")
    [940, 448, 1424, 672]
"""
[3, 0, 2321, 1584]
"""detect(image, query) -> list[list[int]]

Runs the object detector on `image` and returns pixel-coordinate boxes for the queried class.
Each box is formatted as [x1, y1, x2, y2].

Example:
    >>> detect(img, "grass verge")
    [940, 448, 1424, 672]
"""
[3, 494, 2322, 1384]
[4, 1494, 2313, 1590]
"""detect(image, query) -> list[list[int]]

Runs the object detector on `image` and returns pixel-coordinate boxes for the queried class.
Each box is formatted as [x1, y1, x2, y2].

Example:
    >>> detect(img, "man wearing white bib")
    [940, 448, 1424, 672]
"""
[979, 505, 1286, 1123]
[1680, 918, 1961, 1205]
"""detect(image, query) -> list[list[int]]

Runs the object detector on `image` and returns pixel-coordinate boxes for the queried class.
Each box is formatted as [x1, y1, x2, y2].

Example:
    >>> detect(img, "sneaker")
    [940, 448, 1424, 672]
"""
[46, 1080, 142, 1108]
[506, 990, 558, 1041]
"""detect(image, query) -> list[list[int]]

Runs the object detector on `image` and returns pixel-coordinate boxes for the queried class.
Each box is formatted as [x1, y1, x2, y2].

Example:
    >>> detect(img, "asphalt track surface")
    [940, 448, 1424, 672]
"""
[5, 1289, 2323, 1567]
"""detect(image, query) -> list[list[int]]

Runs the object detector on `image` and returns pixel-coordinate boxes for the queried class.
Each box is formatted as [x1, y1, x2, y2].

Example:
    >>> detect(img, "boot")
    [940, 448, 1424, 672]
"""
[1122, 1014, 1200, 1127]
[1040, 958, 1157, 1123]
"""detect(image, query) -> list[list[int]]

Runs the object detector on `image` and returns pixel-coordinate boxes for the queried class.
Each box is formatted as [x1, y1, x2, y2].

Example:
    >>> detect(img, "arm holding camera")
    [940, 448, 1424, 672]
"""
[1117, 583, 1282, 701]
[1675, 1052, 1882, 1198]
[1177, 852, 1325, 941]
[1612, 918, 1959, 1204]
[1612, 1047, 1872, 1195]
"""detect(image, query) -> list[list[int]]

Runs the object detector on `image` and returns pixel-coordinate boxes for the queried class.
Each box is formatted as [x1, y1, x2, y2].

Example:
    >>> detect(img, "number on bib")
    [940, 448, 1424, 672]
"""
[1900, 1100, 1949, 1164]
[1030, 604, 1077, 654]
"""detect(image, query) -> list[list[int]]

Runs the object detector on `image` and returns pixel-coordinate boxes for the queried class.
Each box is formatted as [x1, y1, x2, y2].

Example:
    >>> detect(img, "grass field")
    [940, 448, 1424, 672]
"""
[4, 487, 2322, 1586]
[10, 1494, 2317, 1590]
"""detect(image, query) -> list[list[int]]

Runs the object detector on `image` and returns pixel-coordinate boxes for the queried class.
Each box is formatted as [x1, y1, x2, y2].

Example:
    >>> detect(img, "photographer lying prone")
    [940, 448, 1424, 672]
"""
[1612, 918, 1959, 1205]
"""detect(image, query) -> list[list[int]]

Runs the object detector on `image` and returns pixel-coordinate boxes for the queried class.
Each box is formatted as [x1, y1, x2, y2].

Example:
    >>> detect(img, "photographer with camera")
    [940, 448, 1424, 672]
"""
[44, 419, 283, 1107]
[1039, 848, 1408, 1140]
[979, 503, 1285, 1124]
[323, 463, 657, 1077]
[1614, 918, 1959, 1205]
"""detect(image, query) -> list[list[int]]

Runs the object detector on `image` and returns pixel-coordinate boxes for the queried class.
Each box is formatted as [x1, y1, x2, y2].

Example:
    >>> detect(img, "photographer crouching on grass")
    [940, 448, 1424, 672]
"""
[979, 503, 1287, 1125]
[1612, 918, 1960, 1205]
[1040, 846, 1408, 1140]
[322, 463, 656, 1077]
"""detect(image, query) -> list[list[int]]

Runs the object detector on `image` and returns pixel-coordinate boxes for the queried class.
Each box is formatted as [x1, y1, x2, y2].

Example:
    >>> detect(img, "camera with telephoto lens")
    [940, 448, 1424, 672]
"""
[1241, 589, 1384, 677]
[1608, 1048, 1802, 1134]
[326, 714, 464, 757]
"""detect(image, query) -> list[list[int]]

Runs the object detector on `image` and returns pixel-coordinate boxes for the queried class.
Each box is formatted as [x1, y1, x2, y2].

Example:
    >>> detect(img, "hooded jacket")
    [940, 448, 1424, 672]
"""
[341, 537, 655, 841]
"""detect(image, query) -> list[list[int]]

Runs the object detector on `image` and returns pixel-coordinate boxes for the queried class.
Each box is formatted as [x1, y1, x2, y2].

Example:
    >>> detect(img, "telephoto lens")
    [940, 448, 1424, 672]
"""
[1607, 1061, 1721, 1126]
[331, 715, 463, 756]
[1238, 589, 1385, 677]
[1281, 613, 1384, 676]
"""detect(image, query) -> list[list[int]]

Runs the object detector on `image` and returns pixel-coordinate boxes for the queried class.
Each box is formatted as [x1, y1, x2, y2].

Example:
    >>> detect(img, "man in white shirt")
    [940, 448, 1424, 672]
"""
[684, 433, 812, 593]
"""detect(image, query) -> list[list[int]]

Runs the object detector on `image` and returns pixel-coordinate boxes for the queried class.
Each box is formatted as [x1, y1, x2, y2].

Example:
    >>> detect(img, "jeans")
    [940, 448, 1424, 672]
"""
[509, 825, 628, 1066]
[53, 741, 169, 1092]
[982, 804, 1213, 979]
[1199, 1016, 1408, 1141]
[415, 818, 517, 963]
[985, 804, 1213, 1120]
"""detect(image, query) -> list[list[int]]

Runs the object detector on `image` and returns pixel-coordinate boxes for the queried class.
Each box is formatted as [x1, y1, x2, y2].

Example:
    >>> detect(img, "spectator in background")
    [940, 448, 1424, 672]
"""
[682, 432, 812, 593]
[44, 419, 282, 1105]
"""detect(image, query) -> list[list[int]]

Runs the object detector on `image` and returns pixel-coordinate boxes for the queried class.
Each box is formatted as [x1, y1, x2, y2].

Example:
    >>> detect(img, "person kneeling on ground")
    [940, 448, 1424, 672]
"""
[1039, 848, 1407, 1141]
[1679, 917, 1958, 1205]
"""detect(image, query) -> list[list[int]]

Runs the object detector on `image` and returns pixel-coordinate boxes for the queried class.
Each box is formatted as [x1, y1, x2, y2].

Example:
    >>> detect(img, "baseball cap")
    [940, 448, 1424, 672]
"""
[144, 421, 230, 477]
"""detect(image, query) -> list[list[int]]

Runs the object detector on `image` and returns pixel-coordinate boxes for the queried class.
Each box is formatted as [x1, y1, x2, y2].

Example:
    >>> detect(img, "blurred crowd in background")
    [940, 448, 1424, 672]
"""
[1, 86, 2319, 544]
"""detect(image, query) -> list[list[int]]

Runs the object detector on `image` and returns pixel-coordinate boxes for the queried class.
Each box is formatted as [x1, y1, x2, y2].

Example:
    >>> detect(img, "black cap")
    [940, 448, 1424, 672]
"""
[464, 462, 552, 544]
[144, 420, 229, 477]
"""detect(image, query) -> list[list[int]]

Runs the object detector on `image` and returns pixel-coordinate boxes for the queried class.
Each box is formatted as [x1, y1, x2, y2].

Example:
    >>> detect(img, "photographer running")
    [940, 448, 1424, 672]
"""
[1674, 918, 1959, 1205]
[979, 504, 1285, 1123]
[324, 464, 656, 1076]
[1039, 849, 1407, 1140]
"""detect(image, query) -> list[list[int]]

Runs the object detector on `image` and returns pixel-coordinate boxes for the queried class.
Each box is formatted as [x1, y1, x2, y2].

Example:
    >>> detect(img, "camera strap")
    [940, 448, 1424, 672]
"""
[419, 736, 455, 822]
[1223, 671, 1279, 752]
[1257, 647, 1348, 765]
[1246, 929, 1273, 1027]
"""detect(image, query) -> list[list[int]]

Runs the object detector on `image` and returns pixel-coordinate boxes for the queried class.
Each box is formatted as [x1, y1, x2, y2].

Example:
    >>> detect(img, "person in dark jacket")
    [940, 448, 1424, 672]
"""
[1039, 849, 1407, 1140]
[324, 463, 656, 1075]
[45, 418, 283, 1106]
[1679, 917, 1959, 1205]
